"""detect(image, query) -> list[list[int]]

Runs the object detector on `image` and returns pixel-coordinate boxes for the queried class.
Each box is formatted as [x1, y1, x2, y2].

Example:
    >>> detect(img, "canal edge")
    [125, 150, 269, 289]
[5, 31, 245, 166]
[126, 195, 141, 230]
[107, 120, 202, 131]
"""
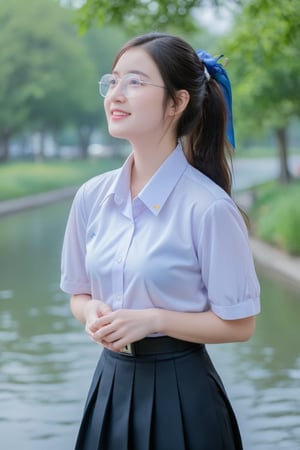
[0, 186, 78, 217]
[250, 237, 300, 290]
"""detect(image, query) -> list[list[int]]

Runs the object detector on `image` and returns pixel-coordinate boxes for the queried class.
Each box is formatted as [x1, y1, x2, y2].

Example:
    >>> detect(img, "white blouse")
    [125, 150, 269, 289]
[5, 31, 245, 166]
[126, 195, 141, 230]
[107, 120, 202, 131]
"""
[60, 143, 260, 320]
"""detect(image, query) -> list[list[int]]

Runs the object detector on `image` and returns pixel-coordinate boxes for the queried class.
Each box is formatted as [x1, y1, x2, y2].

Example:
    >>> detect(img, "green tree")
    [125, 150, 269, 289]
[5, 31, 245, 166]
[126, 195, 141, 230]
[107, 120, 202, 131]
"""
[76, 0, 223, 33]
[25, 10, 100, 159]
[225, 0, 300, 182]
[0, 0, 102, 161]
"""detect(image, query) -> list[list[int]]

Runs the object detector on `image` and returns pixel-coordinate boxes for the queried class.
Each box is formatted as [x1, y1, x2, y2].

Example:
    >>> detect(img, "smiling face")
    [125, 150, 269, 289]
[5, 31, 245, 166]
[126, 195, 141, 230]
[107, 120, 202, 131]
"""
[104, 47, 176, 147]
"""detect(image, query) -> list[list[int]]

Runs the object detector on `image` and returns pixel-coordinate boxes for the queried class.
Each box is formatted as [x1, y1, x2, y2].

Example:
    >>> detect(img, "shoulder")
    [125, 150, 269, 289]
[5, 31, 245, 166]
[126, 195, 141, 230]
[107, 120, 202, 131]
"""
[179, 163, 234, 213]
[183, 164, 229, 202]
[178, 164, 246, 231]
[71, 168, 120, 217]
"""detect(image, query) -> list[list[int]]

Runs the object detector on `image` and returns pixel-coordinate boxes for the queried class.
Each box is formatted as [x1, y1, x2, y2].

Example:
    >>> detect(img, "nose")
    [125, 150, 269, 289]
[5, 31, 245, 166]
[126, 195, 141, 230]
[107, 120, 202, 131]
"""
[109, 79, 126, 101]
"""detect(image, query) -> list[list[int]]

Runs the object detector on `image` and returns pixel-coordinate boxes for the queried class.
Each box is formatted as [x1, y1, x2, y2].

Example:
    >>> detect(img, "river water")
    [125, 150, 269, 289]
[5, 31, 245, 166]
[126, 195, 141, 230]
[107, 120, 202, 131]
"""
[0, 200, 299, 450]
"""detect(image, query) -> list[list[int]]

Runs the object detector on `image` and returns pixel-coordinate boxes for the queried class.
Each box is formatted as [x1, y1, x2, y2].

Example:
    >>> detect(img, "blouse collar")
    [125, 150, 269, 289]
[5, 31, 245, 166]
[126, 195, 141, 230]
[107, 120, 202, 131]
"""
[108, 142, 189, 216]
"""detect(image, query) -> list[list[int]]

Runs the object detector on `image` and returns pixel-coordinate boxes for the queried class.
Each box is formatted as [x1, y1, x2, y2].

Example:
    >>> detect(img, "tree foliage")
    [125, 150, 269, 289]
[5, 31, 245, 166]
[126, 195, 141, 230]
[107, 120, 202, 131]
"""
[76, 0, 224, 33]
[227, 0, 300, 125]
[0, 0, 117, 160]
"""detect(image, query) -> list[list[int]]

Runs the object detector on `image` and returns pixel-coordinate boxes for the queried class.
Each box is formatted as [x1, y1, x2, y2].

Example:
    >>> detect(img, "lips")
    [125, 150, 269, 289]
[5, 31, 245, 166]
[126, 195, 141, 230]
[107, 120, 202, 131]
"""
[110, 109, 131, 118]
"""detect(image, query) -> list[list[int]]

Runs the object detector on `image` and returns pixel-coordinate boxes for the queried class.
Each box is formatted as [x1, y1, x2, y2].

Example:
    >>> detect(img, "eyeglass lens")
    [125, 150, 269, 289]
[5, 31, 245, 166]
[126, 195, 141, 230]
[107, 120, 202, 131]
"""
[99, 74, 141, 98]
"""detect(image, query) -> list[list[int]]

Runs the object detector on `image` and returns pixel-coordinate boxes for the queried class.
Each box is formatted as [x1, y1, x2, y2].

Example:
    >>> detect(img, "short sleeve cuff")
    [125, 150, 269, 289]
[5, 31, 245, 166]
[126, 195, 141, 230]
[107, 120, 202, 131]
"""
[60, 279, 91, 296]
[210, 297, 261, 320]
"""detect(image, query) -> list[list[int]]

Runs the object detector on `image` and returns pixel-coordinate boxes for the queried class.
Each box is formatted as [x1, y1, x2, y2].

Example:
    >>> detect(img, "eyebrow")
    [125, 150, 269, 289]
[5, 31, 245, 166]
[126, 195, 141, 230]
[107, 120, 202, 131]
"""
[112, 69, 150, 79]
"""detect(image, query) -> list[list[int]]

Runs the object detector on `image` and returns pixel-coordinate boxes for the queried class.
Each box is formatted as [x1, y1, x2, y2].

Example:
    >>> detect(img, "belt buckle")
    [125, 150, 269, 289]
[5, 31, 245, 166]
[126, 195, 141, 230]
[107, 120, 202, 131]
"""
[120, 343, 135, 356]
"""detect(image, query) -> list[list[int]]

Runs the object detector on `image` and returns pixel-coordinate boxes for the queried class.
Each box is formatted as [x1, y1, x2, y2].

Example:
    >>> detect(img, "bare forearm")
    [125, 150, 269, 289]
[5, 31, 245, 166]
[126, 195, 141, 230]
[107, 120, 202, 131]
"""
[70, 294, 92, 323]
[154, 309, 256, 344]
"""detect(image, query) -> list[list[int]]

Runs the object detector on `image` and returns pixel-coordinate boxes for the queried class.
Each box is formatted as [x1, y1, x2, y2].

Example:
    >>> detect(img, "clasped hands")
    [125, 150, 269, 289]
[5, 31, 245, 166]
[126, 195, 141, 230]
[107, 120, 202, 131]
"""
[84, 299, 157, 353]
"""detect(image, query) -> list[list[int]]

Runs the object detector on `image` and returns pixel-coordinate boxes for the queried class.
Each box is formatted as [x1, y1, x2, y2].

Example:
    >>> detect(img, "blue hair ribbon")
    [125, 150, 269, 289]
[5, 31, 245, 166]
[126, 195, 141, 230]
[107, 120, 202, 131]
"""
[196, 50, 235, 149]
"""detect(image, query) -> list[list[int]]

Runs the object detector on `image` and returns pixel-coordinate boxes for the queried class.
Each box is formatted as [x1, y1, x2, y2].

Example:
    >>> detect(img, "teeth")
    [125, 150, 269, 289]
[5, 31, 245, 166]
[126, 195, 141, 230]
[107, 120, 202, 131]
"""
[112, 111, 128, 116]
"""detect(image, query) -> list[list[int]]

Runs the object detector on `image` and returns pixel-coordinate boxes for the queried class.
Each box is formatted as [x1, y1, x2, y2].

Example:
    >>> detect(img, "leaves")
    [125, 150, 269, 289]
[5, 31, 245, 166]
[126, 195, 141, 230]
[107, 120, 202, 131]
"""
[76, 0, 219, 33]
[0, 0, 99, 141]
[225, 0, 300, 134]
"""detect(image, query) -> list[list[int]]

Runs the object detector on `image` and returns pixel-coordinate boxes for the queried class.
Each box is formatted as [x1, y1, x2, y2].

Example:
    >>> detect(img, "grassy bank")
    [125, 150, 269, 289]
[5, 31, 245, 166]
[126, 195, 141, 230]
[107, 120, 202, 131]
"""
[250, 179, 300, 255]
[0, 157, 124, 201]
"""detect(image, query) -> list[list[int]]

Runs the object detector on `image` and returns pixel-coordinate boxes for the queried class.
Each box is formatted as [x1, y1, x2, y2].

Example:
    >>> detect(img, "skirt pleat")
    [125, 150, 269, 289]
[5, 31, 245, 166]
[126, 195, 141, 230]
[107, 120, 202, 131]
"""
[173, 348, 219, 449]
[75, 351, 116, 449]
[173, 347, 242, 449]
[130, 359, 155, 450]
[153, 358, 186, 449]
[100, 356, 135, 450]
[74, 346, 243, 450]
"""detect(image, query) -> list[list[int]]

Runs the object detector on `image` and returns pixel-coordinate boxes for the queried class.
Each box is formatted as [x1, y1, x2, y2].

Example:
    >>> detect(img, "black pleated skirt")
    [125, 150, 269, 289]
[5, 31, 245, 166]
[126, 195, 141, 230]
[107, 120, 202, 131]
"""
[75, 343, 243, 450]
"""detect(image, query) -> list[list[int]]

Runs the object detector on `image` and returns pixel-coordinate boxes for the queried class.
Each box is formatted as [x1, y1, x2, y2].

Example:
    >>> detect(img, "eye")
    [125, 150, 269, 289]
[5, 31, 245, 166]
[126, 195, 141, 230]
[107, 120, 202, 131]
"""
[108, 77, 118, 87]
[127, 76, 142, 87]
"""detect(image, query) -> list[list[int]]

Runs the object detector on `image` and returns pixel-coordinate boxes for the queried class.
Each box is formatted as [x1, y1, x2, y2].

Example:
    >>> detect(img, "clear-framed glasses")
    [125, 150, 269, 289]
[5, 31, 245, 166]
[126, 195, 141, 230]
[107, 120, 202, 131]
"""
[98, 73, 165, 98]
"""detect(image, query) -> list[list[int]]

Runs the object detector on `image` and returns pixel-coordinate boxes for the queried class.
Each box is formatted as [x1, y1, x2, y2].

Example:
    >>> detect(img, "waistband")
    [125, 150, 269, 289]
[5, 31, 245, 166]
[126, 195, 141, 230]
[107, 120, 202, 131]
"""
[119, 336, 203, 357]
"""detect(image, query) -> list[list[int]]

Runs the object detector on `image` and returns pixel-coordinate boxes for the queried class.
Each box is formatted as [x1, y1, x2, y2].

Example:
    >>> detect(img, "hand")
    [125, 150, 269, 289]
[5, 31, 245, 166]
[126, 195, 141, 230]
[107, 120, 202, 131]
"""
[84, 299, 112, 340]
[89, 308, 159, 352]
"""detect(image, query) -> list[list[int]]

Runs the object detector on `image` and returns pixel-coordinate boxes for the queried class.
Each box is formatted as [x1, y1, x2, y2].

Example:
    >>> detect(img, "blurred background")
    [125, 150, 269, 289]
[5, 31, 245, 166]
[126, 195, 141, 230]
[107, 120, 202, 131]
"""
[0, 0, 299, 449]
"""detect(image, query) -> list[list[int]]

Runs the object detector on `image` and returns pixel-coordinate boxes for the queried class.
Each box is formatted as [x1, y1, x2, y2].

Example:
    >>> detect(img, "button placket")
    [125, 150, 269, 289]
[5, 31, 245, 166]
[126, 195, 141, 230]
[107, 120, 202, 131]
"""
[111, 224, 134, 308]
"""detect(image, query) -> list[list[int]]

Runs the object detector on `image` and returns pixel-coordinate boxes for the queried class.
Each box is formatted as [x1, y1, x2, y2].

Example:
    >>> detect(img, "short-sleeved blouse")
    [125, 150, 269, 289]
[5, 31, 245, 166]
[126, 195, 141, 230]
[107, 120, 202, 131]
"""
[60, 143, 260, 320]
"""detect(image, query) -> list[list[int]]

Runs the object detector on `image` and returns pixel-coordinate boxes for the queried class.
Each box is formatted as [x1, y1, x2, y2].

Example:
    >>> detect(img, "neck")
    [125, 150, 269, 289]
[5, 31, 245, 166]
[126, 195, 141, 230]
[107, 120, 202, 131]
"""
[130, 137, 177, 198]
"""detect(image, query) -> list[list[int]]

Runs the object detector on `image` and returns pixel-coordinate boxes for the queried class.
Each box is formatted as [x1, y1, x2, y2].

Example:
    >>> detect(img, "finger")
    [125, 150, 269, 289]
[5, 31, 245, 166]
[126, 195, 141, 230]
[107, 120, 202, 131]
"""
[89, 314, 113, 333]
[93, 325, 122, 343]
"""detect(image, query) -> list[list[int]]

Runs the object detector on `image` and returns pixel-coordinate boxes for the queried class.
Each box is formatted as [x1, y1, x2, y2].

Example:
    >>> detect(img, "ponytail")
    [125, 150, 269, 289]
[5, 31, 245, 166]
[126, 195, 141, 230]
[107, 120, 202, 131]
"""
[185, 78, 233, 196]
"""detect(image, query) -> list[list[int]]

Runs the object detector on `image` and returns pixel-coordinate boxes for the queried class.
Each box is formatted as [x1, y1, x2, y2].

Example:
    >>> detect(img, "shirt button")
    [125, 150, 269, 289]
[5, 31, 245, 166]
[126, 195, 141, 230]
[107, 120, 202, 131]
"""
[117, 256, 122, 263]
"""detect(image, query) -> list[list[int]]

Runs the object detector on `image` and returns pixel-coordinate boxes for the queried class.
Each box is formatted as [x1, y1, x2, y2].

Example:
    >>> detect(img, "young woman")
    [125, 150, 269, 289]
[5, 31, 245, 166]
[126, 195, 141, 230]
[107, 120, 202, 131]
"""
[60, 32, 260, 450]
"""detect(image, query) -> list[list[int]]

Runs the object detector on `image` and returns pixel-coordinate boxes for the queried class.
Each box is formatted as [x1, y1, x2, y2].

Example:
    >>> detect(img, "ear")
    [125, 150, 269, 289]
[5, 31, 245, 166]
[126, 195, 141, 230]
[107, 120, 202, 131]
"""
[168, 90, 190, 117]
